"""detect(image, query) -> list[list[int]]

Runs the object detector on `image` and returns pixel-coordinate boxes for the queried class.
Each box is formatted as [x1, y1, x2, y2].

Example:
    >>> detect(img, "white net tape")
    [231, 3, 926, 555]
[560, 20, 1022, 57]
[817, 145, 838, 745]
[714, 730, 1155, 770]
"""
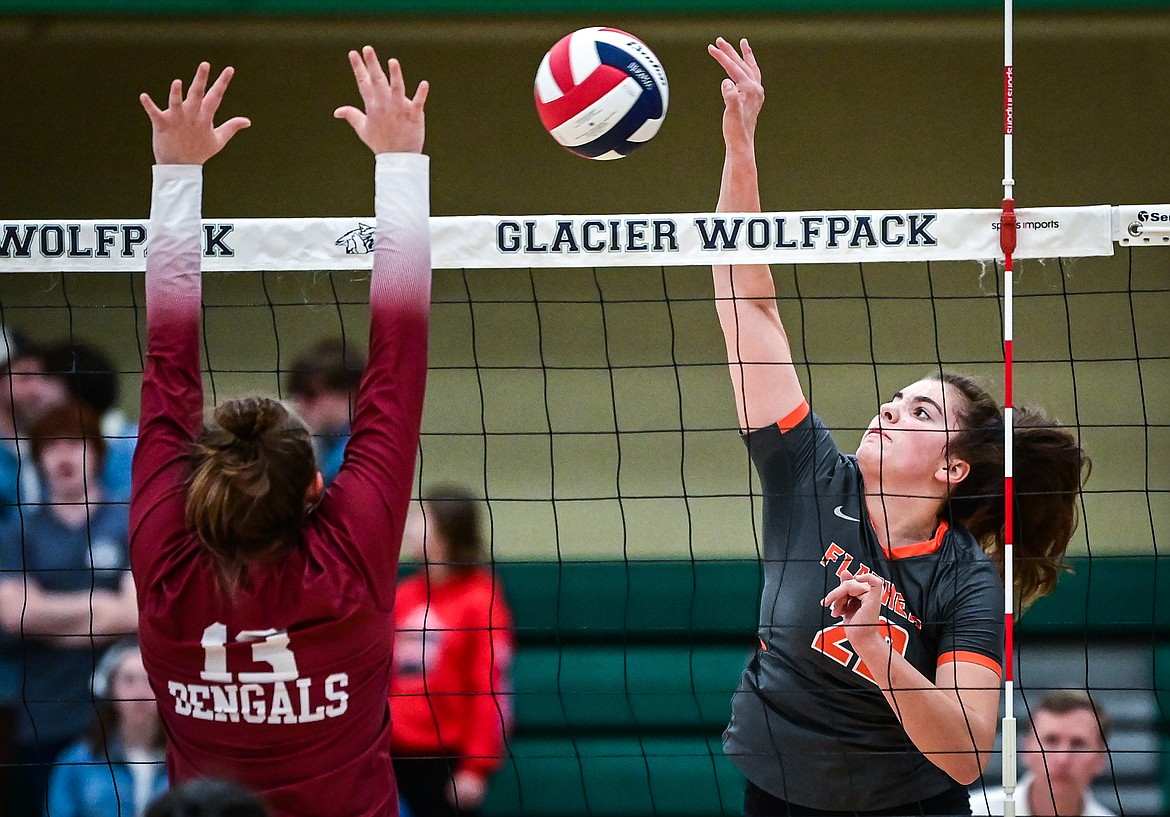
[4, 204, 1166, 273]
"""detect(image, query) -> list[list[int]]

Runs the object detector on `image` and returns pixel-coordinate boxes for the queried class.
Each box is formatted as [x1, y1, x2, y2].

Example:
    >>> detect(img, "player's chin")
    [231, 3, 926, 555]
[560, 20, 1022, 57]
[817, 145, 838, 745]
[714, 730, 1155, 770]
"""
[854, 441, 881, 469]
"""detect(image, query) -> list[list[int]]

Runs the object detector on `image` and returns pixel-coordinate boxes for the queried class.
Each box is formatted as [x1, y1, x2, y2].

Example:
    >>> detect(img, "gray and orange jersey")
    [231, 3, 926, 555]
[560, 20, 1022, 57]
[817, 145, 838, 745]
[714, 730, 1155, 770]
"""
[723, 403, 1003, 812]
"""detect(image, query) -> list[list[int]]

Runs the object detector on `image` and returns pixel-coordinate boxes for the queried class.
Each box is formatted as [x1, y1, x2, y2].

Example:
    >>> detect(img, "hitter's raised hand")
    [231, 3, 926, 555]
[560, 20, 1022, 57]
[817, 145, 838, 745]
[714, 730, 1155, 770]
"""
[334, 46, 428, 155]
[708, 37, 764, 151]
[140, 62, 251, 165]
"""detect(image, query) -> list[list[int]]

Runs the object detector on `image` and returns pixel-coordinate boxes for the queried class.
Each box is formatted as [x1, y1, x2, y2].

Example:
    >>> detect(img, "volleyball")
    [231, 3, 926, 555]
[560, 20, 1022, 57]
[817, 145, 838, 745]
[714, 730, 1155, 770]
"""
[534, 27, 669, 160]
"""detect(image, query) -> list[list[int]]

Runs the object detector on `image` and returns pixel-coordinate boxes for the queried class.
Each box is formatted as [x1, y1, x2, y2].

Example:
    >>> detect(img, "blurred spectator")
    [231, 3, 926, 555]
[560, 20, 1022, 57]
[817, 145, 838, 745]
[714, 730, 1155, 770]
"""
[0, 329, 64, 519]
[44, 341, 137, 504]
[970, 689, 1113, 816]
[390, 484, 513, 817]
[145, 778, 271, 817]
[0, 400, 137, 817]
[285, 338, 365, 485]
[46, 639, 167, 816]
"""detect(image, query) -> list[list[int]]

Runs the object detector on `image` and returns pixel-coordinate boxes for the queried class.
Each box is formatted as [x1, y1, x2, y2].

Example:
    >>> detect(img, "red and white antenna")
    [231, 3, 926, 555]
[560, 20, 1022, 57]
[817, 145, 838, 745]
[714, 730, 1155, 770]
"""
[999, 0, 1019, 814]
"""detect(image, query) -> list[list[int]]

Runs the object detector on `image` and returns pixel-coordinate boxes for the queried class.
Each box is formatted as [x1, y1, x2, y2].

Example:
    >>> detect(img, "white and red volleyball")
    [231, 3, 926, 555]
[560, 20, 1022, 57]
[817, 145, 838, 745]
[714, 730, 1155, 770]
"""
[534, 27, 669, 160]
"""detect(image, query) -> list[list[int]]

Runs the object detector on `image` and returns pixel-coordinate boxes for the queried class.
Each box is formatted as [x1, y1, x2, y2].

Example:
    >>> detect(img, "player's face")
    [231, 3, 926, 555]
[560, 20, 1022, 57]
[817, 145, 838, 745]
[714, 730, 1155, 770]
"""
[403, 504, 425, 561]
[418, 503, 451, 565]
[290, 392, 325, 433]
[4, 357, 67, 426]
[291, 390, 348, 435]
[38, 438, 101, 502]
[111, 650, 159, 731]
[856, 379, 968, 490]
[1022, 708, 1107, 807]
[404, 502, 448, 565]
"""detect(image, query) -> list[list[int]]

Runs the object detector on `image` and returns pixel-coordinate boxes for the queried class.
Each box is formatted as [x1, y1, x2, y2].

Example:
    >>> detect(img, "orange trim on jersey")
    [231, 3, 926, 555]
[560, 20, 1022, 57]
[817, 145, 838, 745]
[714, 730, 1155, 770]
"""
[881, 520, 948, 560]
[776, 402, 811, 434]
[937, 650, 1003, 678]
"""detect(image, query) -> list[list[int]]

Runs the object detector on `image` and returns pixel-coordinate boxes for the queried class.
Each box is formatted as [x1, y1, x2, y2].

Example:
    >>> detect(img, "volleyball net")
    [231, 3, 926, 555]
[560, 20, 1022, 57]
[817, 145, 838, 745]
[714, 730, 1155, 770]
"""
[1, 202, 1167, 814]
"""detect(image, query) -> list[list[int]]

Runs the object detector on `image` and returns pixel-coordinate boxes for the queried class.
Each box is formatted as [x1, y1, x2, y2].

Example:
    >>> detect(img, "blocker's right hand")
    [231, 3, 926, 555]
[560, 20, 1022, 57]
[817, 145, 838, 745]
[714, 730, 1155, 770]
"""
[708, 37, 764, 151]
[140, 62, 251, 165]
[334, 46, 428, 155]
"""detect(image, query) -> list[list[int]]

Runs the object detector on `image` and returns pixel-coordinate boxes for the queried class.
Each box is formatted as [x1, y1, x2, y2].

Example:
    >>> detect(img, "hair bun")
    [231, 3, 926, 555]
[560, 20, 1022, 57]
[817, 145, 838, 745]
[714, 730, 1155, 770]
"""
[214, 397, 289, 444]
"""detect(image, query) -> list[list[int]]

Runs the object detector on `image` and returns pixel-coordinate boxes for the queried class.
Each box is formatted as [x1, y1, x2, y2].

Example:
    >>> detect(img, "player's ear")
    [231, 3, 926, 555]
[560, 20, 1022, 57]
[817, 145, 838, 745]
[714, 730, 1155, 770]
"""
[936, 454, 970, 488]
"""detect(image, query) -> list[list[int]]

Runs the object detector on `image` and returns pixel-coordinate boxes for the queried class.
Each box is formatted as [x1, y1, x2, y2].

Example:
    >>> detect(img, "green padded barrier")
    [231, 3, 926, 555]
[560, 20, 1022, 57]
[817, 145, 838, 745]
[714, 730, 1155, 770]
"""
[512, 644, 750, 733]
[496, 560, 761, 641]
[1018, 557, 1170, 636]
[485, 736, 744, 817]
[497, 556, 1170, 640]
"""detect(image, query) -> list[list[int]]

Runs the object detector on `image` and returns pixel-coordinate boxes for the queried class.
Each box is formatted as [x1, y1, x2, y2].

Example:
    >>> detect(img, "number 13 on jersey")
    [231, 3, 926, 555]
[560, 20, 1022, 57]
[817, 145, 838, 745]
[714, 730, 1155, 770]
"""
[161, 622, 350, 726]
[201, 622, 299, 683]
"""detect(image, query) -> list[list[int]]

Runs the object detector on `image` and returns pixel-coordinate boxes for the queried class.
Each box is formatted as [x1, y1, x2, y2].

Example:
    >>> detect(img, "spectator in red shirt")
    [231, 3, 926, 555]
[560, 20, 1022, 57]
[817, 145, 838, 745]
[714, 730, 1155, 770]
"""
[133, 49, 430, 817]
[390, 485, 514, 817]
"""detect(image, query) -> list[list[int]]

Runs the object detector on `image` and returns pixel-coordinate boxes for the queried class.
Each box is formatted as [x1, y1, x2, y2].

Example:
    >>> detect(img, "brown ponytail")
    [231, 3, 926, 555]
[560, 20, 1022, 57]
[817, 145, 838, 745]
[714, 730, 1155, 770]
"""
[937, 373, 1091, 611]
[186, 397, 317, 589]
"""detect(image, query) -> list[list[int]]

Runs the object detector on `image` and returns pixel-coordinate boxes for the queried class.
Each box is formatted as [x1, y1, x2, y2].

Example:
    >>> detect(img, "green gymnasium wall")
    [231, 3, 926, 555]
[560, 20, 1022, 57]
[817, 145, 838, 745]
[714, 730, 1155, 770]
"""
[1, 12, 1167, 560]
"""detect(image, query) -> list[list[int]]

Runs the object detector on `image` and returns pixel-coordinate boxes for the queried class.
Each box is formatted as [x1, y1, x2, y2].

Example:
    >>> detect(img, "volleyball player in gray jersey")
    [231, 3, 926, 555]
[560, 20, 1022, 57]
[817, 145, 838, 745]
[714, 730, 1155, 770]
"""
[708, 38, 1090, 816]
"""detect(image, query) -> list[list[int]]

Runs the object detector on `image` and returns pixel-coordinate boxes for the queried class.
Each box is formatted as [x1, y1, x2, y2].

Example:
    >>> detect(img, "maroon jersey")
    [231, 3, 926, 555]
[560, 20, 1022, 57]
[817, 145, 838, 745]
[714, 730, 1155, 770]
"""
[131, 155, 430, 817]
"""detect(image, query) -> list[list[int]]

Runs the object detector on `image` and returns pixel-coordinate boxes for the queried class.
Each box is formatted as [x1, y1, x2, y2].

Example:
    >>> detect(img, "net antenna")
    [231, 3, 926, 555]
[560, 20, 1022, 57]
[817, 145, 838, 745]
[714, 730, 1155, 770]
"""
[999, 0, 1019, 814]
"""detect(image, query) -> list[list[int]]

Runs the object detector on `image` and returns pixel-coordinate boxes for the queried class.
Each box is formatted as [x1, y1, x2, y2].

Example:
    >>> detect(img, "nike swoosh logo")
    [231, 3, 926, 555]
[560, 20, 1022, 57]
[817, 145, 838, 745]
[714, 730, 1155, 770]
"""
[833, 505, 861, 523]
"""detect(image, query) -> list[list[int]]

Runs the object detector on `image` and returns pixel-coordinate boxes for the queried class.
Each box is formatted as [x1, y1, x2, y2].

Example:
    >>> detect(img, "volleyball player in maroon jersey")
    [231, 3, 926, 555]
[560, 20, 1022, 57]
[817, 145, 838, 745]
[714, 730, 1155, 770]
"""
[709, 38, 1089, 816]
[132, 49, 429, 816]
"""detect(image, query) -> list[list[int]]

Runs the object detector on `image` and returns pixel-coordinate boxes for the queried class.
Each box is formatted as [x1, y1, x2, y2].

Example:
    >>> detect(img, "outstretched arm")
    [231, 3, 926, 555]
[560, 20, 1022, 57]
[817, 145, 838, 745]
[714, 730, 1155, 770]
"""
[132, 64, 249, 584]
[326, 48, 432, 594]
[708, 38, 805, 432]
[137, 61, 251, 319]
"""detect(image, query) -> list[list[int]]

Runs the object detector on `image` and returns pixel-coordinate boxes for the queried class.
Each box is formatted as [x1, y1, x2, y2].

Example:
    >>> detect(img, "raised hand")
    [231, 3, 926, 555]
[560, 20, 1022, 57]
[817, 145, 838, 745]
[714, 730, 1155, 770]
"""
[707, 37, 764, 151]
[334, 46, 428, 154]
[140, 62, 251, 165]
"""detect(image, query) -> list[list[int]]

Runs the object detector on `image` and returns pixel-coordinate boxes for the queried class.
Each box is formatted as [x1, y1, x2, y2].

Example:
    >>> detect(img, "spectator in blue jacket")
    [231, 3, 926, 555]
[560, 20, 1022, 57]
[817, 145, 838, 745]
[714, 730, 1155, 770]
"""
[46, 639, 168, 817]
[0, 400, 137, 817]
